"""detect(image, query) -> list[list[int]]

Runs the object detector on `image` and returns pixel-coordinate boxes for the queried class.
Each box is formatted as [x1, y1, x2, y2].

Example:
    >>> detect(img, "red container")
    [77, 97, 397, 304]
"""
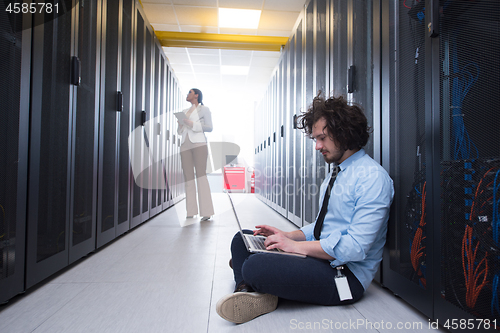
[223, 166, 246, 192]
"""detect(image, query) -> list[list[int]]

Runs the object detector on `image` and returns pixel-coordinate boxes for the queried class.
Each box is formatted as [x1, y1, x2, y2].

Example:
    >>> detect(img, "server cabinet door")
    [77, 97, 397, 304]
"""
[350, 0, 376, 158]
[117, 0, 133, 236]
[286, 35, 295, 222]
[158, 55, 168, 210]
[0, 7, 30, 303]
[149, 42, 162, 217]
[130, 8, 147, 228]
[277, 58, 286, 216]
[435, 0, 500, 326]
[314, 0, 329, 213]
[279, 52, 287, 216]
[293, 19, 304, 227]
[381, 0, 433, 318]
[69, 0, 100, 263]
[140, 24, 154, 222]
[26, 7, 73, 288]
[163, 66, 173, 209]
[97, 0, 131, 248]
[330, 0, 348, 95]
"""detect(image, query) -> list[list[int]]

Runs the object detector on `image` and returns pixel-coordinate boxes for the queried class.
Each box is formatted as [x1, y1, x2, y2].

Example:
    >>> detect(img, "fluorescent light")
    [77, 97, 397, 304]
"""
[218, 8, 261, 29]
[221, 65, 249, 75]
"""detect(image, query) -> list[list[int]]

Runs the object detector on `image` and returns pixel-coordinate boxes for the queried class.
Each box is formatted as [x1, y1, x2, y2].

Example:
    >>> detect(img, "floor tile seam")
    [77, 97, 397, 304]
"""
[29, 282, 94, 333]
[206, 227, 220, 333]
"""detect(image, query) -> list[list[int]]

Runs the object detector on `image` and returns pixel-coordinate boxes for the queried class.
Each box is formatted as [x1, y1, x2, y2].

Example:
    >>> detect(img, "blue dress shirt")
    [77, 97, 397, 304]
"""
[300, 149, 394, 290]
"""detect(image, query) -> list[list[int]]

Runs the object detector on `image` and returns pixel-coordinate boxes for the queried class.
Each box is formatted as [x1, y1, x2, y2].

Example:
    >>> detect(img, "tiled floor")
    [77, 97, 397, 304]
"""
[0, 194, 446, 332]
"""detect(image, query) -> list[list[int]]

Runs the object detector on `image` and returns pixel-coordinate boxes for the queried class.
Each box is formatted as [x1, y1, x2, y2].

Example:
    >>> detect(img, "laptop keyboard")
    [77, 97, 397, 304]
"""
[247, 236, 281, 252]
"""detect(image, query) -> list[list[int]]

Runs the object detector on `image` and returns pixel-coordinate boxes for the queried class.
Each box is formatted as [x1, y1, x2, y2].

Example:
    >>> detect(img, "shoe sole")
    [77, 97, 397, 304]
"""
[216, 292, 278, 324]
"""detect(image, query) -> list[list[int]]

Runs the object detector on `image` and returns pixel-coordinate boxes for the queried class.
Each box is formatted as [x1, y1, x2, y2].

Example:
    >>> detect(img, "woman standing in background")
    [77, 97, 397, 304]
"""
[177, 88, 214, 220]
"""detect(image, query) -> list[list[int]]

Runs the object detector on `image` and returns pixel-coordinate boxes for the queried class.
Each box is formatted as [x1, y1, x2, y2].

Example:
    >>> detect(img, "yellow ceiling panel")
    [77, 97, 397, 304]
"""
[156, 31, 288, 52]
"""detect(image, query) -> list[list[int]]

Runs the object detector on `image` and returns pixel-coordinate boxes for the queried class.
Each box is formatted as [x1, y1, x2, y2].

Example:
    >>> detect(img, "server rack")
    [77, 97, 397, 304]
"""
[69, 0, 101, 263]
[97, 0, 134, 248]
[26, 0, 96, 288]
[434, 0, 500, 328]
[149, 41, 161, 217]
[381, 0, 434, 317]
[0, 0, 184, 303]
[0, 6, 30, 304]
[303, 0, 316, 227]
[293, 15, 304, 227]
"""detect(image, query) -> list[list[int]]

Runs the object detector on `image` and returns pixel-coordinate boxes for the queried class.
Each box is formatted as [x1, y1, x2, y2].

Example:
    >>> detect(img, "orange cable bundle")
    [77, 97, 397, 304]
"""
[461, 169, 493, 309]
[462, 225, 489, 309]
[410, 182, 426, 287]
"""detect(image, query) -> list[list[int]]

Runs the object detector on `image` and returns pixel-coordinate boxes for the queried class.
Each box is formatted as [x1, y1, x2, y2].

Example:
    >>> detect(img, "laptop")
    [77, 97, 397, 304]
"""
[227, 193, 306, 258]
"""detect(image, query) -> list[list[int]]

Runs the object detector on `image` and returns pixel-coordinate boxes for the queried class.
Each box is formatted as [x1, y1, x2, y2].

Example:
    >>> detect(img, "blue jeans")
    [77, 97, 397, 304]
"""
[231, 230, 365, 305]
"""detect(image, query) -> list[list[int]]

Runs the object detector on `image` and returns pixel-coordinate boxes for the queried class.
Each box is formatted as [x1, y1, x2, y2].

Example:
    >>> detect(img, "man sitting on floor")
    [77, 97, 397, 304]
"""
[216, 93, 394, 324]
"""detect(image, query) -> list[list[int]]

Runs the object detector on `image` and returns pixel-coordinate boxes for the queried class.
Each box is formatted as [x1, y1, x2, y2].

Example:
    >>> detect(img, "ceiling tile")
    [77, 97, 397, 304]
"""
[221, 75, 248, 88]
[174, 6, 218, 26]
[220, 49, 253, 57]
[171, 0, 217, 6]
[220, 55, 251, 66]
[252, 50, 282, 58]
[192, 65, 220, 74]
[247, 66, 275, 78]
[163, 47, 188, 54]
[174, 72, 196, 82]
[250, 56, 280, 68]
[189, 54, 220, 65]
[217, 0, 264, 10]
[169, 64, 193, 73]
[180, 26, 219, 33]
[196, 74, 222, 86]
[142, 0, 173, 4]
[258, 10, 300, 31]
[152, 23, 180, 32]
[263, 0, 305, 12]
[165, 53, 191, 64]
[142, 4, 177, 25]
[218, 28, 258, 35]
[187, 48, 220, 55]
[255, 29, 292, 37]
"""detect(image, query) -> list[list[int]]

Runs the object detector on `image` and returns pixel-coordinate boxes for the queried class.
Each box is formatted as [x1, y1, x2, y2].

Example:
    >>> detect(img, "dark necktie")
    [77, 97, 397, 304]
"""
[314, 166, 341, 240]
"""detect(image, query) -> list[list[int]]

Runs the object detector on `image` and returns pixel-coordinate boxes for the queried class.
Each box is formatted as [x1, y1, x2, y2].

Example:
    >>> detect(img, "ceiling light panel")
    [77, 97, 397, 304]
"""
[218, 8, 262, 29]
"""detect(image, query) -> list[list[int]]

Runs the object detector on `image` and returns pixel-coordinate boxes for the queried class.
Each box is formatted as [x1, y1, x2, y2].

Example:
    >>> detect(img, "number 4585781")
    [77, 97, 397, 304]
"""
[5, 3, 59, 14]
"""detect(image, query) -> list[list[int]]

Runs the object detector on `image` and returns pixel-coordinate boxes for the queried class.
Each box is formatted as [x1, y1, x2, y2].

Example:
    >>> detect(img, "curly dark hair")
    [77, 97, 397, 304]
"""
[296, 92, 370, 150]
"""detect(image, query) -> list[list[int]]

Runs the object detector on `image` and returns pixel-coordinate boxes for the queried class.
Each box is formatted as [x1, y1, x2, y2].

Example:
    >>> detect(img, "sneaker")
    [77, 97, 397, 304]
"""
[201, 216, 211, 221]
[216, 291, 278, 324]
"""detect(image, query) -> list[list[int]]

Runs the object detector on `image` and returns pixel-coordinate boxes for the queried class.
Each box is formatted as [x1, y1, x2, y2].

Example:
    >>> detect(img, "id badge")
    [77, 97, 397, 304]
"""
[334, 266, 353, 301]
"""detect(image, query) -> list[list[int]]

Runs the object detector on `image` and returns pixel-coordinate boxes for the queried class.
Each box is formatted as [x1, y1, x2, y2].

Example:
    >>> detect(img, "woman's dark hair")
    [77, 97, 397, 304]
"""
[191, 88, 203, 105]
[296, 92, 370, 150]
